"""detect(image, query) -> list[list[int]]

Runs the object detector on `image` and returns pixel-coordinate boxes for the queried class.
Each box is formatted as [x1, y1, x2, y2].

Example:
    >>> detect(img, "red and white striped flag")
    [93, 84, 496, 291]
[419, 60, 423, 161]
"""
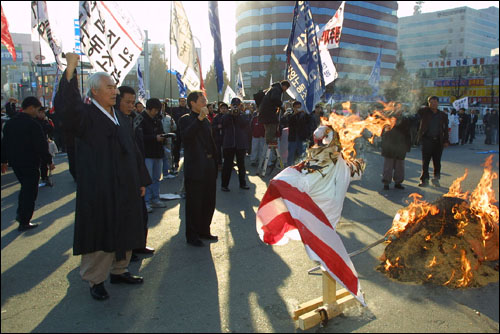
[256, 154, 366, 306]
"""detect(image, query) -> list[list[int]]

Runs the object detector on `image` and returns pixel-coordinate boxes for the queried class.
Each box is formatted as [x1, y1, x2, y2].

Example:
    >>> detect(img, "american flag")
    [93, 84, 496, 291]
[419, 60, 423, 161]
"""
[256, 155, 366, 306]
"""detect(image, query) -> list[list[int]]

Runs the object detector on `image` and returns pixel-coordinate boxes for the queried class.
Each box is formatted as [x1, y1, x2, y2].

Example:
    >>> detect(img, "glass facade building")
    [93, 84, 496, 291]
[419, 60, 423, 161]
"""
[235, 1, 398, 93]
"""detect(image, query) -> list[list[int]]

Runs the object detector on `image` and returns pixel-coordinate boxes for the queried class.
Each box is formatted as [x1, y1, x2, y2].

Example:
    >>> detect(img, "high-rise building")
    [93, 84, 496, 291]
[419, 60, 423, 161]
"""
[234, 1, 398, 96]
[398, 6, 499, 74]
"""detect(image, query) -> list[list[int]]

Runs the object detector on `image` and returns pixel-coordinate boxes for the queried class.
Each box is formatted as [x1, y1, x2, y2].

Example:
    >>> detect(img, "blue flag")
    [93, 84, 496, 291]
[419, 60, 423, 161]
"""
[137, 63, 147, 104]
[209, 1, 224, 95]
[285, 1, 325, 114]
[368, 48, 381, 97]
[167, 69, 188, 98]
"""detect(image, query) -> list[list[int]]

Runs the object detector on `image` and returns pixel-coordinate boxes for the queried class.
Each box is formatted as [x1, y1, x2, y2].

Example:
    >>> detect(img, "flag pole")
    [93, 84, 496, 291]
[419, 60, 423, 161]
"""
[36, 2, 46, 107]
[169, 1, 173, 106]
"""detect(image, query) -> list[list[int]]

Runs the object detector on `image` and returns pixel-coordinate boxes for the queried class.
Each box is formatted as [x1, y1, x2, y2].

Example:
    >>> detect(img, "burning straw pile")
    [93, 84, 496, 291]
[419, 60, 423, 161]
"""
[378, 156, 499, 288]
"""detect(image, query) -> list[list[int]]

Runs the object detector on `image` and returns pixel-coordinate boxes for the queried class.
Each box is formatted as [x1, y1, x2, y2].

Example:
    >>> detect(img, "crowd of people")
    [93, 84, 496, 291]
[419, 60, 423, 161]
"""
[1, 52, 499, 301]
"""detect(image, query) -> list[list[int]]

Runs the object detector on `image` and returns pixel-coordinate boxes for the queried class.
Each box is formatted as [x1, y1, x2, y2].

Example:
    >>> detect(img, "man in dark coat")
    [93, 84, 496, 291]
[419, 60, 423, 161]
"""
[56, 53, 145, 301]
[381, 108, 411, 190]
[178, 91, 218, 247]
[417, 96, 449, 187]
[286, 101, 312, 166]
[171, 97, 189, 172]
[1, 96, 55, 231]
[258, 80, 290, 145]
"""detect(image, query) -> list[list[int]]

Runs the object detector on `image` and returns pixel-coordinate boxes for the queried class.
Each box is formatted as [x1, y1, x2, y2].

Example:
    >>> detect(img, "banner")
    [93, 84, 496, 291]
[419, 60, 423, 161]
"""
[79, 1, 144, 86]
[223, 85, 237, 104]
[170, 1, 201, 92]
[285, 1, 325, 114]
[368, 49, 381, 97]
[176, 71, 187, 98]
[208, 1, 224, 95]
[31, 1, 65, 69]
[1, 5, 16, 62]
[452, 97, 468, 110]
[137, 63, 147, 105]
[236, 67, 245, 98]
[317, 1, 345, 49]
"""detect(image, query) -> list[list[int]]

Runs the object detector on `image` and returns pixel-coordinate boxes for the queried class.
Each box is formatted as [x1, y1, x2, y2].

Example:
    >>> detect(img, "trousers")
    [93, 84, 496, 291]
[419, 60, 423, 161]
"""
[12, 166, 40, 225]
[382, 157, 405, 185]
[420, 137, 443, 181]
[80, 250, 132, 287]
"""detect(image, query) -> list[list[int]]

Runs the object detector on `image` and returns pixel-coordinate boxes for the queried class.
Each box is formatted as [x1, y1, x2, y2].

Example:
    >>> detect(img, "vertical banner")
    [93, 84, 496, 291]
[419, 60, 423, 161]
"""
[137, 63, 147, 105]
[208, 1, 224, 95]
[1, 5, 16, 62]
[285, 1, 325, 114]
[236, 67, 245, 99]
[74, 19, 82, 55]
[79, 1, 144, 86]
[31, 1, 66, 69]
[317, 1, 345, 49]
[368, 48, 382, 97]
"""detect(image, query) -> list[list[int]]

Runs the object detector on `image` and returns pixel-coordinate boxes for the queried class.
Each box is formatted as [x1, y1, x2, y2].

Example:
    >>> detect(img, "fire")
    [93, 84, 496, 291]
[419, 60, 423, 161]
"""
[386, 193, 439, 237]
[443, 270, 456, 286]
[427, 256, 437, 268]
[322, 101, 397, 160]
[425, 235, 431, 241]
[456, 250, 473, 287]
[444, 169, 469, 200]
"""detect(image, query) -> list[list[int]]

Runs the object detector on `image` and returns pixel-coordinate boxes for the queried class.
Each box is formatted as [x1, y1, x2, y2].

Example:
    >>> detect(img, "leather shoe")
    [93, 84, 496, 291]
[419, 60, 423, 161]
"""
[134, 246, 155, 254]
[200, 234, 218, 241]
[90, 282, 109, 301]
[110, 272, 144, 284]
[221, 187, 230, 192]
[240, 184, 250, 190]
[130, 253, 140, 262]
[187, 239, 204, 247]
[18, 222, 39, 232]
[394, 183, 405, 190]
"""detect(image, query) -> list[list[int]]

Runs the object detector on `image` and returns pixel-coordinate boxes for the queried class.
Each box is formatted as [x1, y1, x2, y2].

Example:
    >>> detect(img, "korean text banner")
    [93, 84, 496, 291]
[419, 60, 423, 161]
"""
[285, 1, 325, 114]
[79, 1, 144, 86]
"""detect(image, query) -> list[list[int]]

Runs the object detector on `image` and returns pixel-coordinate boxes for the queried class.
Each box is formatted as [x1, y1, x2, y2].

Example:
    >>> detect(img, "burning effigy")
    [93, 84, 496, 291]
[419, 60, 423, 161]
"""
[378, 155, 499, 287]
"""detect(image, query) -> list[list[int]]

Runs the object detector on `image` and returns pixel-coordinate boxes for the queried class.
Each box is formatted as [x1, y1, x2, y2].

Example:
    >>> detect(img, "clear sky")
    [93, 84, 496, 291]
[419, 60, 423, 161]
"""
[2, 1, 499, 76]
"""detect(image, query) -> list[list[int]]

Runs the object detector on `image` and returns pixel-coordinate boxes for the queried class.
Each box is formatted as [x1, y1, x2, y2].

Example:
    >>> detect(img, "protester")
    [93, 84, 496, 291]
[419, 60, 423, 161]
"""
[464, 109, 478, 144]
[56, 53, 146, 301]
[5, 97, 18, 118]
[35, 107, 55, 186]
[171, 97, 189, 173]
[417, 96, 449, 187]
[259, 80, 290, 145]
[178, 91, 218, 247]
[221, 97, 251, 192]
[116, 86, 155, 258]
[249, 108, 266, 169]
[1, 97, 55, 232]
[381, 106, 411, 190]
[135, 101, 144, 113]
[136, 98, 168, 213]
[161, 104, 177, 178]
[488, 109, 499, 145]
[458, 108, 470, 145]
[448, 109, 459, 145]
[286, 101, 313, 166]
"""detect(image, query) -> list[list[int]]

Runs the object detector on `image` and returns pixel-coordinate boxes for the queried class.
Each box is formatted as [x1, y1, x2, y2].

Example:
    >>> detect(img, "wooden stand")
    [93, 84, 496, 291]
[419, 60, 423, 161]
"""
[292, 271, 362, 330]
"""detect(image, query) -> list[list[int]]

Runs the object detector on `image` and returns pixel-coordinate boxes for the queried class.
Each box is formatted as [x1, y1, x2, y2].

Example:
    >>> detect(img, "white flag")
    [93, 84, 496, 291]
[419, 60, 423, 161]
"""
[452, 97, 468, 111]
[236, 67, 245, 99]
[317, 1, 345, 49]
[170, 1, 201, 92]
[320, 49, 338, 86]
[31, 1, 66, 70]
[223, 85, 236, 104]
[270, 74, 273, 88]
[79, 1, 144, 86]
[137, 63, 147, 106]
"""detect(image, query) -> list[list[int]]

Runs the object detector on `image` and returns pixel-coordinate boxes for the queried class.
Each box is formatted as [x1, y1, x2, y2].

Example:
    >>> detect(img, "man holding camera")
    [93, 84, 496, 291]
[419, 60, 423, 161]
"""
[136, 98, 168, 213]
[221, 98, 251, 192]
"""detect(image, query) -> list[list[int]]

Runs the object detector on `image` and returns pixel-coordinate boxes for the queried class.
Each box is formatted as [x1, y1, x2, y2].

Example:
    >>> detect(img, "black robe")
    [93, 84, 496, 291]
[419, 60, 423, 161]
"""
[56, 72, 146, 257]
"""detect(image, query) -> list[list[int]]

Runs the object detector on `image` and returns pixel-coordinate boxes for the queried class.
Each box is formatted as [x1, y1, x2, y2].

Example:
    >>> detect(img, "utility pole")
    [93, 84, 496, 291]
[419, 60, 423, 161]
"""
[144, 30, 150, 99]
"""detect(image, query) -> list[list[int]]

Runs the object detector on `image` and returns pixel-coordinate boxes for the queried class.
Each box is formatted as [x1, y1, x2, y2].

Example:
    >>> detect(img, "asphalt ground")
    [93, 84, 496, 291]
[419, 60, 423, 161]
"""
[1, 132, 499, 333]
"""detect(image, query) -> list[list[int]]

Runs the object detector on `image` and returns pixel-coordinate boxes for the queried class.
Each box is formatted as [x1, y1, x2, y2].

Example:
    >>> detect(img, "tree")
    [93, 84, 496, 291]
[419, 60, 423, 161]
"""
[414, 1, 424, 15]
[149, 45, 168, 99]
[203, 62, 230, 101]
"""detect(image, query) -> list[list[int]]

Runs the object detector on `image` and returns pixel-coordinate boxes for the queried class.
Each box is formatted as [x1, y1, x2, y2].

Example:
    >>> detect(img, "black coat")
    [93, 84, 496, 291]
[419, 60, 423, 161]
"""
[221, 113, 250, 150]
[178, 111, 218, 181]
[417, 107, 449, 147]
[56, 72, 146, 256]
[136, 111, 165, 159]
[1, 112, 52, 168]
[287, 111, 312, 142]
[259, 83, 283, 124]
[381, 117, 411, 160]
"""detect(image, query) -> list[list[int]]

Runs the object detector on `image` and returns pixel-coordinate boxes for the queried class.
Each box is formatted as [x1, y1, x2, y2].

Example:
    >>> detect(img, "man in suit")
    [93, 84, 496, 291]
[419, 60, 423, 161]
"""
[178, 91, 218, 247]
[417, 96, 449, 187]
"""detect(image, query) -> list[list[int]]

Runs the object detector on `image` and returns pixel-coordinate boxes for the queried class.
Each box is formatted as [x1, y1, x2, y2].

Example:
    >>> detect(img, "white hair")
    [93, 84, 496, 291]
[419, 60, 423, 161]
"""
[86, 72, 113, 98]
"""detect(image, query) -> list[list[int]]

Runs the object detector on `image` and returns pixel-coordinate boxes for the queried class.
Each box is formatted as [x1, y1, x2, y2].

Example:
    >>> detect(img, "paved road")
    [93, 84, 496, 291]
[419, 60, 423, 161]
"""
[1, 133, 498, 333]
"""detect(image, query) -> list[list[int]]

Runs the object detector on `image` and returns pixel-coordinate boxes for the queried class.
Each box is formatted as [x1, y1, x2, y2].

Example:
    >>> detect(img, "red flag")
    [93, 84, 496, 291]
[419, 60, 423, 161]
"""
[1, 5, 16, 62]
[197, 55, 207, 98]
[256, 158, 366, 306]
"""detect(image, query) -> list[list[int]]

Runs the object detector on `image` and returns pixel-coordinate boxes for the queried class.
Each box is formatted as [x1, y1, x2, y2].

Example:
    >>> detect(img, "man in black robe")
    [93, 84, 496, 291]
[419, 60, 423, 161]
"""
[56, 53, 145, 301]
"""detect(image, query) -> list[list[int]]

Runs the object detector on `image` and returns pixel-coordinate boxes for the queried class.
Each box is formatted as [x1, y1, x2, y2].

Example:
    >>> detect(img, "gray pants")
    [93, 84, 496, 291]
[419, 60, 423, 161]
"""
[382, 157, 405, 185]
[80, 250, 132, 287]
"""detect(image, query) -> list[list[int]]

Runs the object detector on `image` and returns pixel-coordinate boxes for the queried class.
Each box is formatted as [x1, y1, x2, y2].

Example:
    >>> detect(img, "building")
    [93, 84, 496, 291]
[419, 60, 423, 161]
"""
[398, 6, 499, 74]
[234, 1, 398, 97]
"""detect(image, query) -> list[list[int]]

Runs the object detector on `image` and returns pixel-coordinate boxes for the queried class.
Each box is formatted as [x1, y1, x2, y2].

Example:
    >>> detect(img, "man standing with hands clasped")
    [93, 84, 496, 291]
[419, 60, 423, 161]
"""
[55, 53, 146, 301]
[178, 91, 218, 247]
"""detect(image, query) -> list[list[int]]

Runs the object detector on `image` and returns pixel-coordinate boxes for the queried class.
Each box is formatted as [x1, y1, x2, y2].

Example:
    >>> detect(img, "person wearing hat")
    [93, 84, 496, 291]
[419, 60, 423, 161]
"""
[220, 97, 251, 192]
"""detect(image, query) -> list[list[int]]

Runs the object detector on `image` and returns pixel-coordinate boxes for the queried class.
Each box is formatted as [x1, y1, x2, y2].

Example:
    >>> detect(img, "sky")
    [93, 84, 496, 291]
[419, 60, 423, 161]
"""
[2, 1, 499, 77]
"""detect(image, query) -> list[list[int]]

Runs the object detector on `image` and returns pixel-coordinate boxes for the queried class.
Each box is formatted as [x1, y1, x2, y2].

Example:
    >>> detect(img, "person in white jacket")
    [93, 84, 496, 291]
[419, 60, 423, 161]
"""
[448, 110, 459, 145]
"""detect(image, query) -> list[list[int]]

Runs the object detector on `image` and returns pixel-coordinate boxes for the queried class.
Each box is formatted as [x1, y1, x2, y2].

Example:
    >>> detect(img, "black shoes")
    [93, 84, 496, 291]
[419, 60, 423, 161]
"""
[221, 187, 230, 192]
[134, 246, 155, 254]
[383, 184, 390, 190]
[110, 272, 144, 284]
[431, 179, 440, 187]
[90, 282, 109, 301]
[394, 183, 405, 190]
[240, 184, 250, 190]
[18, 222, 39, 232]
[187, 239, 204, 247]
[200, 234, 218, 241]
[418, 180, 428, 187]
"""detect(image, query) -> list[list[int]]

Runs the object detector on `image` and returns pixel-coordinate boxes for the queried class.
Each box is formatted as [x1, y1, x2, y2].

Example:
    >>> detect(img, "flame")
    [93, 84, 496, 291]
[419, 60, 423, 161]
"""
[387, 193, 440, 237]
[456, 250, 473, 287]
[322, 101, 397, 160]
[443, 270, 456, 286]
[444, 169, 470, 200]
[384, 259, 393, 271]
[425, 235, 431, 241]
[427, 256, 437, 267]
